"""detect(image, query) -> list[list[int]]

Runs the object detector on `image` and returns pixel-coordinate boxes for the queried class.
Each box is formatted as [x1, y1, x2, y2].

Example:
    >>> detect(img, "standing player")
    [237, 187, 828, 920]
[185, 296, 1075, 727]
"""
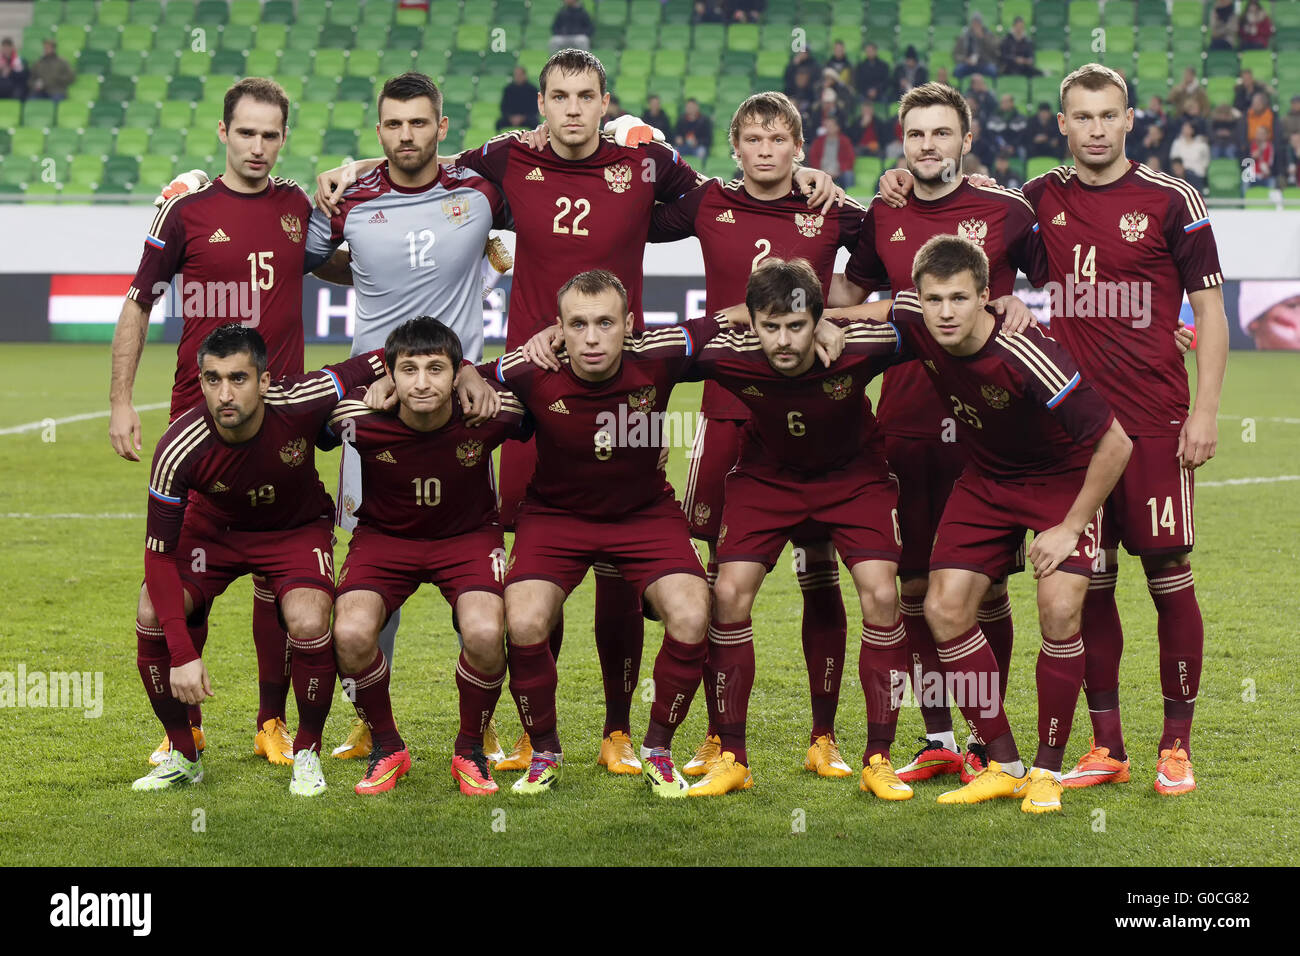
[302, 72, 514, 762]
[1017, 66, 1227, 795]
[833, 82, 1048, 784]
[889, 237, 1132, 814]
[684, 258, 912, 799]
[130, 325, 388, 794]
[325, 317, 528, 796]
[111, 78, 315, 769]
[317, 50, 841, 775]
[646, 92, 869, 779]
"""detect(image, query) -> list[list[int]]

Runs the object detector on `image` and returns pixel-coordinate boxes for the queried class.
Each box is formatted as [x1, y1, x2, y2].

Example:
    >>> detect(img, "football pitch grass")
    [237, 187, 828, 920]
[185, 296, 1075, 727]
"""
[0, 343, 1295, 867]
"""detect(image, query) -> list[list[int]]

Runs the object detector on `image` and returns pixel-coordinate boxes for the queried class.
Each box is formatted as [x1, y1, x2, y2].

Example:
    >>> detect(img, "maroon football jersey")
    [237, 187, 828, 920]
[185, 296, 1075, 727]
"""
[650, 177, 867, 420]
[844, 178, 1049, 440]
[1022, 161, 1223, 436]
[325, 383, 529, 539]
[692, 319, 901, 476]
[454, 132, 706, 348]
[890, 291, 1114, 480]
[493, 316, 721, 518]
[145, 350, 387, 555]
[128, 176, 314, 420]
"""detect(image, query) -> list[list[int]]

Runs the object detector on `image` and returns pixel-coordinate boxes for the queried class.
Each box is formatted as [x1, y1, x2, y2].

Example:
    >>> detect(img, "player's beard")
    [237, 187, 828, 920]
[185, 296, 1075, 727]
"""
[388, 141, 439, 175]
[909, 153, 959, 188]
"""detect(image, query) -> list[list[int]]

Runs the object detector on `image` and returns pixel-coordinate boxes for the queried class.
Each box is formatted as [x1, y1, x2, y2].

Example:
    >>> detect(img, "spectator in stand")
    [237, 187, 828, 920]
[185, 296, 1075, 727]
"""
[787, 68, 818, 126]
[820, 67, 856, 116]
[932, 65, 954, 88]
[725, 0, 765, 23]
[808, 115, 856, 187]
[785, 49, 820, 95]
[643, 94, 673, 140]
[1247, 89, 1276, 145]
[1182, 97, 1210, 138]
[954, 12, 1000, 80]
[969, 116, 999, 169]
[1249, 123, 1276, 186]
[498, 66, 539, 130]
[1235, 68, 1267, 114]
[999, 16, 1039, 77]
[992, 154, 1023, 190]
[892, 45, 928, 95]
[1025, 101, 1060, 157]
[605, 93, 624, 123]
[673, 97, 713, 160]
[550, 0, 593, 52]
[1209, 102, 1245, 158]
[966, 73, 998, 121]
[985, 92, 1027, 157]
[1168, 156, 1188, 184]
[1209, 0, 1240, 50]
[1283, 130, 1300, 186]
[1169, 67, 1210, 119]
[29, 38, 73, 102]
[854, 42, 892, 102]
[1282, 95, 1300, 140]
[1116, 67, 1138, 109]
[808, 85, 849, 138]
[1239, 0, 1274, 50]
[1169, 121, 1211, 191]
[826, 40, 853, 87]
[692, 0, 726, 23]
[0, 37, 27, 100]
[1136, 122, 1171, 170]
[1133, 94, 1168, 143]
[847, 100, 882, 156]
[1147, 155, 1165, 173]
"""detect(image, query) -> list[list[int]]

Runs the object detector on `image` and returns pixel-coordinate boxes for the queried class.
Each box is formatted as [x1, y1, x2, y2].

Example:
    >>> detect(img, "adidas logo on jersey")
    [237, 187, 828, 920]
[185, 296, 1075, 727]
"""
[889, 227, 906, 242]
[368, 210, 388, 224]
[741, 385, 763, 397]
[526, 167, 545, 181]
[208, 228, 231, 243]
[1052, 211, 1067, 226]
[207, 480, 229, 492]
[548, 399, 569, 414]
[716, 209, 736, 223]
[376, 450, 396, 463]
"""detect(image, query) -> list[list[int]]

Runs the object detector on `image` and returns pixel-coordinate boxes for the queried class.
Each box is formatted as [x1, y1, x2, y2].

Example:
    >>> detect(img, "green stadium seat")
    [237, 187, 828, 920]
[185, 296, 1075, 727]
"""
[330, 0, 364, 25]
[85, 25, 121, 53]
[56, 103, 95, 136]
[303, 76, 339, 103]
[1027, 156, 1064, 180]
[0, 128, 18, 158]
[440, 74, 476, 105]
[1205, 50, 1239, 78]
[9, 126, 45, 158]
[1001, 0, 1033, 30]
[100, 75, 136, 103]
[162, 0, 196, 26]
[158, 101, 193, 130]
[168, 76, 205, 102]
[998, 75, 1031, 108]
[194, 0, 228, 25]
[355, 23, 389, 51]
[55, 23, 87, 57]
[1136, 0, 1168, 28]
[134, 74, 168, 103]
[69, 153, 104, 187]
[1105, 1, 1138, 28]
[654, 49, 687, 78]
[931, 4, 965, 28]
[22, 98, 56, 129]
[338, 76, 374, 103]
[30, 1, 63, 31]
[388, 24, 424, 51]
[1281, 187, 1300, 207]
[315, 49, 348, 78]
[114, 125, 151, 158]
[288, 123, 324, 158]
[68, 74, 99, 103]
[896, 0, 930, 29]
[63, 0, 95, 25]
[119, 23, 153, 53]
[0, 99, 21, 128]
[724, 22, 760, 53]
[693, 24, 726, 55]
[246, 49, 280, 76]
[457, 24, 489, 52]
[183, 125, 215, 158]
[1033, 73, 1065, 108]
[211, 49, 246, 75]
[137, 155, 175, 192]
[1035, 1, 1068, 33]
[280, 49, 314, 77]
[1169, 1, 1205, 29]
[110, 50, 146, 77]
[332, 101, 367, 129]
[0, 157, 34, 187]
[1207, 157, 1241, 198]
[177, 51, 212, 78]
[254, 23, 288, 50]
[1240, 50, 1274, 83]
[262, 0, 295, 24]
[286, 24, 323, 52]
[853, 155, 882, 189]
[1205, 76, 1236, 105]
[102, 155, 140, 188]
[78, 49, 112, 77]
[220, 23, 255, 51]
[224, 0, 259, 26]
[895, 27, 929, 57]
[380, 49, 417, 77]
[88, 101, 124, 129]
[683, 75, 718, 108]
[320, 23, 356, 48]
[1243, 184, 1273, 204]
[1137, 50, 1172, 88]
[322, 129, 359, 157]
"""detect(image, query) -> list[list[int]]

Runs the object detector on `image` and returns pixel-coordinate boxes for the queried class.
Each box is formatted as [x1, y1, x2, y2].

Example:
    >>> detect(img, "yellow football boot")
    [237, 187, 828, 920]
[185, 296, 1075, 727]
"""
[597, 730, 642, 774]
[253, 717, 294, 765]
[687, 751, 753, 796]
[805, 734, 854, 777]
[859, 753, 914, 799]
[330, 716, 373, 760]
[482, 717, 506, 763]
[495, 731, 533, 771]
[148, 727, 205, 766]
[1021, 768, 1064, 813]
[682, 733, 721, 777]
[936, 761, 1031, 804]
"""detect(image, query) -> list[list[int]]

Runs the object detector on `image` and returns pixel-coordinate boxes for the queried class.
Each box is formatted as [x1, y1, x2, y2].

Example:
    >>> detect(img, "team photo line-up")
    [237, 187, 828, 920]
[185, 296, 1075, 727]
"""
[111, 48, 1225, 813]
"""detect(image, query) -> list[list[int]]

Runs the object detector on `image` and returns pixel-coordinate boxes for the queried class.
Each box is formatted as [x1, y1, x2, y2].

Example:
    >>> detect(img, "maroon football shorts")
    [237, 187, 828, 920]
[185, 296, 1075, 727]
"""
[497, 434, 537, 531]
[716, 459, 902, 570]
[175, 512, 336, 618]
[1098, 433, 1194, 559]
[885, 433, 968, 578]
[506, 496, 705, 598]
[337, 524, 506, 617]
[682, 414, 744, 543]
[931, 469, 1101, 579]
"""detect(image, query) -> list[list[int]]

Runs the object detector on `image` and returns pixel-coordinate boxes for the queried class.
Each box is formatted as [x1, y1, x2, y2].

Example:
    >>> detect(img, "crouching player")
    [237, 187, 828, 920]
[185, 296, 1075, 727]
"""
[890, 236, 1132, 814]
[132, 325, 388, 795]
[326, 317, 528, 796]
[685, 258, 914, 799]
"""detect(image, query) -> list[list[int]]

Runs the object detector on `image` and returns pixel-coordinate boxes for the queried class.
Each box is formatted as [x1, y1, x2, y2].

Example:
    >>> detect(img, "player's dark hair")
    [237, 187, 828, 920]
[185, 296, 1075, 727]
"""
[539, 48, 607, 96]
[911, 234, 990, 294]
[745, 257, 824, 322]
[377, 71, 443, 120]
[557, 270, 629, 318]
[899, 82, 972, 140]
[223, 77, 289, 130]
[1060, 63, 1129, 112]
[384, 316, 463, 373]
[197, 324, 268, 375]
[729, 92, 805, 149]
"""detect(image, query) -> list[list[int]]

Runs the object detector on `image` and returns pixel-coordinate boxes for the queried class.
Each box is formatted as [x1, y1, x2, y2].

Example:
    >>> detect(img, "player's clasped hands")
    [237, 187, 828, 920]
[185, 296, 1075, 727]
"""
[1026, 524, 1080, 579]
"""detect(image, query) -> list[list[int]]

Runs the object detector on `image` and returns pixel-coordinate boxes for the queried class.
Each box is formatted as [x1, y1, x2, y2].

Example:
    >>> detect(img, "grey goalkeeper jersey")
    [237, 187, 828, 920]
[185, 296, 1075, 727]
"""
[304, 161, 512, 361]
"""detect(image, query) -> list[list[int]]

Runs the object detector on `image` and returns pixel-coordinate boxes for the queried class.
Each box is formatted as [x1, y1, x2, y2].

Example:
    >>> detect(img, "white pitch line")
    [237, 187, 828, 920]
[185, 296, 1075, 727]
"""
[0, 403, 170, 436]
[1197, 475, 1300, 488]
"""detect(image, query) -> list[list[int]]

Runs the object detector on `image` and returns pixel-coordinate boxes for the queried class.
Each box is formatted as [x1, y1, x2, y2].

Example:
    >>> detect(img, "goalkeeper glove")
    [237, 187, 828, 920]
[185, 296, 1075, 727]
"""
[153, 169, 210, 207]
[603, 114, 665, 148]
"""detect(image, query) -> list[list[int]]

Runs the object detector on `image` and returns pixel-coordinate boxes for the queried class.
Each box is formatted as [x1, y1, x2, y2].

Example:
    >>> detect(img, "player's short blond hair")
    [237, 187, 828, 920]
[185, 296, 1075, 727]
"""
[729, 92, 805, 149]
[911, 235, 990, 294]
[557, 269, 629, 318]
[745, 257, 824, 322]
[1059, 63, 1129, 112]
